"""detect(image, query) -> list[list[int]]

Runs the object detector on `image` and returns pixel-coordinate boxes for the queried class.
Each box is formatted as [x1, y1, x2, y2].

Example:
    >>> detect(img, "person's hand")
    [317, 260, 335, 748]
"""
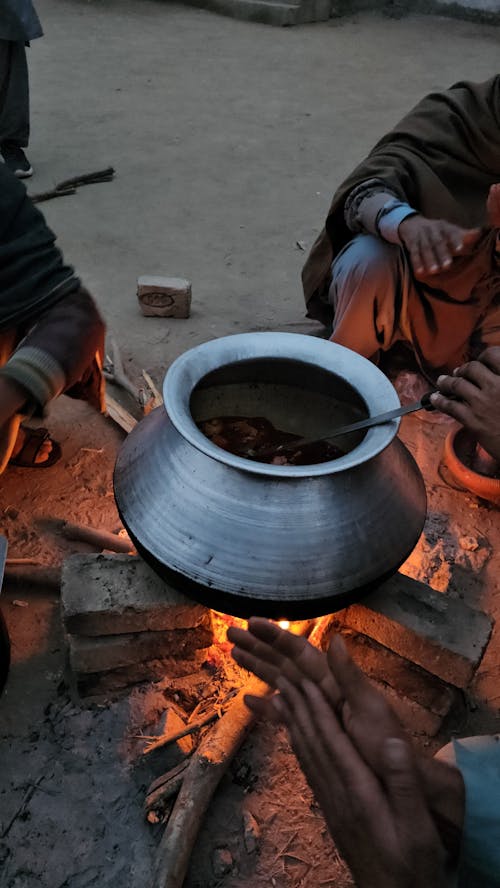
[275, 676, 447, 888]
[398, 215, 481, 276]
[229, 619, 465, 860]
[228, 619, 405, 765]
[228, 617, 343, 721]
[430, 347, 500, 460]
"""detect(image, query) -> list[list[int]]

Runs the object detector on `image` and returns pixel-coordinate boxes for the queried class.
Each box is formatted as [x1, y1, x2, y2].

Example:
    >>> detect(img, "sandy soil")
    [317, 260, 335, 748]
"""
[1, 3, 500, 887]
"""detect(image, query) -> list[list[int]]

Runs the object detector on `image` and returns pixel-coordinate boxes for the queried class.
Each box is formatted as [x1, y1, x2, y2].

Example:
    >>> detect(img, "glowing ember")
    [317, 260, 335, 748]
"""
[278, 620, 290, 630]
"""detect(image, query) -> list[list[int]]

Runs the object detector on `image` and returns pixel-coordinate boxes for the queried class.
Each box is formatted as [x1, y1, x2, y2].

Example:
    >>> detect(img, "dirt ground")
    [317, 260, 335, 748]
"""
[1, 2, 500, 887]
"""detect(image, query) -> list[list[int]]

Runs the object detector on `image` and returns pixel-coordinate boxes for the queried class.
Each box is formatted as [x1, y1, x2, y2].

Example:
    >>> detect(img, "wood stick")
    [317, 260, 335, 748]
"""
[31, 168, 115, 204]
[141, 691, 237, 757]
[30, 187, 77, 203]
[151, 616, 333, 888]
[105, 335, 143, 403]
[144, 761, 191, 819]
[142, 710, 219, 757]
[60, 521, 133, 553]
[152, 672, 268, 888]
[55, 167, 115, 190]
[6, 558, 42, 565]
[105, 394, 138, 434]
[142, 370, 163, 407]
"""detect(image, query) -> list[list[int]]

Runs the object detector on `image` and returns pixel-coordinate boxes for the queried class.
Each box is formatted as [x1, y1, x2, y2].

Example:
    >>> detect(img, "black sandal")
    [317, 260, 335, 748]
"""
[10, 427, 62, 468]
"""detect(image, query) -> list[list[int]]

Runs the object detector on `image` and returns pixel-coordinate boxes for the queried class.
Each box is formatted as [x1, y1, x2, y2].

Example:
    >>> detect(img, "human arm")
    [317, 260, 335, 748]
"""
[430, 347, 500, 461]
[0, 287, 104, 412]
[344, 178, 481, 275]
[0, 376, 31, 428]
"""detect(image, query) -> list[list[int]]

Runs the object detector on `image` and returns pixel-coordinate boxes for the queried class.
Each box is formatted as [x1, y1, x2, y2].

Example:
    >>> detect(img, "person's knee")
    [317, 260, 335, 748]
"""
[330, 235, 398, 296]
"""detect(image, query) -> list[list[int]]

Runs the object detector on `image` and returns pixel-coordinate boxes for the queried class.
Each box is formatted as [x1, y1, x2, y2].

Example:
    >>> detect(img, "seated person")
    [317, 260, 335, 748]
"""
[302, 76, 500, 381]
[229, 618, 500, 888]
[0, 164, 105, 471]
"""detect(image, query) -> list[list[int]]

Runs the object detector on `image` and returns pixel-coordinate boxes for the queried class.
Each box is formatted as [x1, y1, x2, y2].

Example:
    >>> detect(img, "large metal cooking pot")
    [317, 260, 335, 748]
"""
[114, 333, 426, 618]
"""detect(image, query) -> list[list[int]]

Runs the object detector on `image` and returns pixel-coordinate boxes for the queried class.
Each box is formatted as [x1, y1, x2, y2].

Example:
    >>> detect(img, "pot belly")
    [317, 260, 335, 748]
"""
[114, 407, 426, 619]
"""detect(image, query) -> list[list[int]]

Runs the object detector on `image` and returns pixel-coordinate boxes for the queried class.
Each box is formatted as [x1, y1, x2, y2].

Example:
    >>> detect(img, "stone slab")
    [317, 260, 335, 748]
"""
[340, 572, 492, 688]
[62, 554, 212, 637]
[69, 625, 213, 674]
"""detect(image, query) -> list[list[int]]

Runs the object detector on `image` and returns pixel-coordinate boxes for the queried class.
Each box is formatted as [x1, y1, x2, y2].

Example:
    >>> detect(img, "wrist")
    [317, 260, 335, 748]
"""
[376, 201, 418, 245]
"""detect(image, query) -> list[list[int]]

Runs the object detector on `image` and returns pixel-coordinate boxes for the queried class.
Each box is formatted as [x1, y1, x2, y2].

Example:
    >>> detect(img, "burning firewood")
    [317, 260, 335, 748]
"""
[141, 689, 238, 758]
[150, 615, 334, 888]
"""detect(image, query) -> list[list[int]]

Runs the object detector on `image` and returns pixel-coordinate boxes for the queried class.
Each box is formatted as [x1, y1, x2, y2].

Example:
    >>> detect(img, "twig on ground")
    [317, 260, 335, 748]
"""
[142, 370, 163, 407]
[1, 775, 45, 838]
[105, 394, 138, 434]
[31, 167, 114, 204]
[30, 187, 76, 203]
[59, 520, 133, 553]
[104, 335, 144, 404]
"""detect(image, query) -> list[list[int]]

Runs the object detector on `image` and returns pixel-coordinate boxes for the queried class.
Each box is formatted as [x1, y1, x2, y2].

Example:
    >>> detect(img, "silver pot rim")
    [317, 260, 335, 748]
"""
[163, 332, 401, 478]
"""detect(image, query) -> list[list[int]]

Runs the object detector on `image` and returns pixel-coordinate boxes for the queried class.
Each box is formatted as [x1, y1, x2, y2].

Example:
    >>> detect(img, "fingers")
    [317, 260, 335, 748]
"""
[230, 618, 342, 707]
[430, 368, 481, 424]
[430, 361, 492, 423]
[275, 677, 338, 808]
[327, 635, 370, 700]
[429, 391, 470, 424]
[230, 640, 283, 688]
[435, 371, 483, 404]
[410, 230, 441, 276]
[400, 216, 481, 276]
[477, 346, 500, 374]
[327, 636, 403, 747]
[457, 227, 481, 252]
[487, 183, 500, 227]
[284, 677, 374, 795]
[243, 693, 281, 723]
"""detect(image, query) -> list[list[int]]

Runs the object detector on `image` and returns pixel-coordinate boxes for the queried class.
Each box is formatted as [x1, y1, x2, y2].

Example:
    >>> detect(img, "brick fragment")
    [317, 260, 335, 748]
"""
[340, 572, 492, 688]
[62, 554, 212, 637]
[137, 275, 191, 318]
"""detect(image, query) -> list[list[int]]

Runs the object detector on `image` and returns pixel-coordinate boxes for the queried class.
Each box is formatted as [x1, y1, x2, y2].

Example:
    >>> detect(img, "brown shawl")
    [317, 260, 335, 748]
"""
[302, 75, 500, 328]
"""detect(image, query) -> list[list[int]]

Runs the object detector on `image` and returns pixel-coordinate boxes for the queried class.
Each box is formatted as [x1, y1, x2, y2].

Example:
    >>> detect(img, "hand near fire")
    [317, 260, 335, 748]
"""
[431, 347, 500, 461]
[228, 619, 464, 871]
[229, 618, 405, 768]
[273, 676, 447, 887]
